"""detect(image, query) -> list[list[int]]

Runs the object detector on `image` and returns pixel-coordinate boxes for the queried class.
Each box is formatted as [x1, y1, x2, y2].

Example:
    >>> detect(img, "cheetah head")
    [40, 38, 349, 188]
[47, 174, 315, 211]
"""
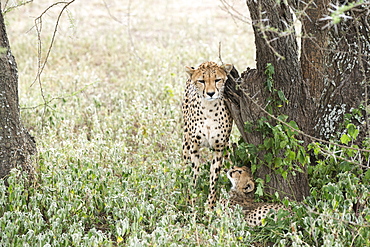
[227, 166, 255, 196]
[185, 61, 233, 101]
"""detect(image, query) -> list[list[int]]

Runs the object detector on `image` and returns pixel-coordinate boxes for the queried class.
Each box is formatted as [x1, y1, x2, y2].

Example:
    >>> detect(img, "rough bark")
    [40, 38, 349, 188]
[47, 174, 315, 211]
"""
[314, 5, 370, 140]
[0, 6, 36, 179]
[300, 0, 330, 107]
[289, 0, 370, 140]
[226, 0, 310, 201]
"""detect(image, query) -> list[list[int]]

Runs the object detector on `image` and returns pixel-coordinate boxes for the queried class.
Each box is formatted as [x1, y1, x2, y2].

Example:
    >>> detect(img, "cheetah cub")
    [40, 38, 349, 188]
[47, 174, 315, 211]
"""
[227, 166, 287, 227]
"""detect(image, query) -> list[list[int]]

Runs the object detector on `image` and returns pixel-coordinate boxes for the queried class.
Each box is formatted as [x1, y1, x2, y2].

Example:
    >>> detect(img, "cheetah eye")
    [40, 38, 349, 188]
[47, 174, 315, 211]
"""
[215, 79, 221, 82]
[198, 80, 205, 84]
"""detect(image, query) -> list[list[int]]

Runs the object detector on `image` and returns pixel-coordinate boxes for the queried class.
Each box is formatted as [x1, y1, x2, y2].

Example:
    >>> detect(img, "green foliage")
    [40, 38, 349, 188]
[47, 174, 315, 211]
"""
[232, 115, 309, 197]
[264, 63, 288, 112]
[328, 1, 359, 24]
[265, 63, 275, 93]
[232, 115, 370, 246]
[231, 64, 369, 245]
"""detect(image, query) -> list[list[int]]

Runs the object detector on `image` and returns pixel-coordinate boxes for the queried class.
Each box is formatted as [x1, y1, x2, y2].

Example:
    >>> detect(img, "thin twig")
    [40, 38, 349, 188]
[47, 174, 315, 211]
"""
[126, 0, 142, 62]
[32, 0, 76, 87]
[102, 0, 126, 25]
[218, 41, 223, 65]
[2, 0, 33, 14]
[31, 0, 76, 129]
[219, 0, 251, 25]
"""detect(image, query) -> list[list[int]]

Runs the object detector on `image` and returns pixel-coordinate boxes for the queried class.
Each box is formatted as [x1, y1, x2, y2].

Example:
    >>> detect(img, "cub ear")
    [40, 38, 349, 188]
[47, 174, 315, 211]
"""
[185, 66, 195, 77]
[221, 64, 233, 74]
[244, 181, 255, 193]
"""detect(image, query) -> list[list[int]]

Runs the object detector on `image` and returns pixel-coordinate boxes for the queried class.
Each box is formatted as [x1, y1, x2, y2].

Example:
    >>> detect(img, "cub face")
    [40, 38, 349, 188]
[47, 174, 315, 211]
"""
[185, 62, 233, 101]
[227, 166, 255, 195]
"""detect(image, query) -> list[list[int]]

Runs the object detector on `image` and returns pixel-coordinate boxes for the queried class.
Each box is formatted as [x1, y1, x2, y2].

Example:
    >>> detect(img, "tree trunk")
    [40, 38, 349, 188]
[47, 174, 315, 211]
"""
[0, 6, 36, 179]
[310, 3, 370, 141]
[226, 0, 310, 201]
[293, 0, 370, 140]
[225, 1, 369, 201]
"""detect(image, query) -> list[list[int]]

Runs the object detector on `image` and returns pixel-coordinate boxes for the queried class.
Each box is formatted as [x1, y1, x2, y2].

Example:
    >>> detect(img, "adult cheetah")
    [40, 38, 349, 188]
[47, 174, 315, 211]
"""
[182, 61, 233, 208]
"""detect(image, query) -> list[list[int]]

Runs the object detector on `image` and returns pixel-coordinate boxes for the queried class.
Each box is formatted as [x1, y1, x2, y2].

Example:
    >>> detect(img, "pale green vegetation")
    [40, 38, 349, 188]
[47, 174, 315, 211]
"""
[1, 0, 369, 246]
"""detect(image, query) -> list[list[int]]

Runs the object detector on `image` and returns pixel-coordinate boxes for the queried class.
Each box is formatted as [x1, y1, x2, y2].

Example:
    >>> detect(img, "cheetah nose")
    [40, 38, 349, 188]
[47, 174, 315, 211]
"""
[207, 92, 215, 97]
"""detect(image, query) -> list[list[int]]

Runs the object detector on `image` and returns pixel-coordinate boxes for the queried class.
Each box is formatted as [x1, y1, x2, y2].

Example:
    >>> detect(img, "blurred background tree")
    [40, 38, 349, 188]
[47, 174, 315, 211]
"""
[0, 3, 36, 179]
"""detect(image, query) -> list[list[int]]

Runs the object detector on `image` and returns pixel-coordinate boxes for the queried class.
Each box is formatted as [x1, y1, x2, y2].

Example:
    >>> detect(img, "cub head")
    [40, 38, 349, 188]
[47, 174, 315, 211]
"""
[185, 61, 233, 101]
[227, 166, 255, 196]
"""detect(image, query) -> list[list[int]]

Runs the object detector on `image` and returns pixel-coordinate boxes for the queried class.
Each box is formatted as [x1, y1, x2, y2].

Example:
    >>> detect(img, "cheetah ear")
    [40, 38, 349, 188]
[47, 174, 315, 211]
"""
[241, 166, 250, 172]
[244, 181, 255, 193]
[221, 64, 233, 74]
[185, 66, 195, 77]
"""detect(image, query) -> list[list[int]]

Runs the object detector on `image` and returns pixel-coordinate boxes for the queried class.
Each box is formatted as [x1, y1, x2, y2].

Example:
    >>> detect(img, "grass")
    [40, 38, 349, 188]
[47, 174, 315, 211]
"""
[1, 0, 369, 246]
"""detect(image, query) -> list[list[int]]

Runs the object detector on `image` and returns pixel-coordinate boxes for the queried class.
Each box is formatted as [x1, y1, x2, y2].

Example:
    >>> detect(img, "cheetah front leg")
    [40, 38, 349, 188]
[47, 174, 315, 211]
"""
[190, 140, 201, 187]
[187, 140, 202, 207]
[207, 151, 223, 209]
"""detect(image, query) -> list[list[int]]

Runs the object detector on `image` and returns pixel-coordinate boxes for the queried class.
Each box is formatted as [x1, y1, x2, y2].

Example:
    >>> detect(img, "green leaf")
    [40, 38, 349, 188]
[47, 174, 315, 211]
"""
[288, 120, 299, 130]
[263, 138, 273, 149]
[274, 157, 283, 168]
[278, 115, 289, 122]
[255, 178, 265, 197]
[303, 155, 310, 166]
[311, 143, 321, 155]
[264, 153, 273, 164]
[267, 79, 273, 92]
[263, 121, 272, 129]
[256, 185, 264, 197]
[297, 149, 306, 164]
[277, 90, 287, 102]
[265, 63, 275, 92]
[364, 169, 370, 183]
[347, 124, 359, 140]
[286, 150, 296, 161]
[265, 63, 275, 76]
[366, 214, 370, 222]
[251, 164, 257, 174]
[244, 121, 253, 133]
[281, 170, 288, 179]
[280, 140, 288, 149]
[340, 134, 351, 145]
[265, 174, 271, 183]
[286, 120, 299, 137]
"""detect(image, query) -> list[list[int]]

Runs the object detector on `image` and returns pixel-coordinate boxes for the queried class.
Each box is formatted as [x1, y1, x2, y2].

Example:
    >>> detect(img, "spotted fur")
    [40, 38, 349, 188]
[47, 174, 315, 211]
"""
[182, 61, 233, 208]
[227, 166, 287, 226]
